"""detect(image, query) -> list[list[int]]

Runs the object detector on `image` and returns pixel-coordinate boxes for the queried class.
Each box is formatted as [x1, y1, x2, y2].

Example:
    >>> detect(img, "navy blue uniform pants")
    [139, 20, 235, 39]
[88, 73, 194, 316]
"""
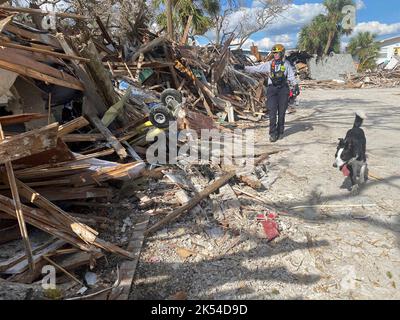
[266, 84, 289, 136]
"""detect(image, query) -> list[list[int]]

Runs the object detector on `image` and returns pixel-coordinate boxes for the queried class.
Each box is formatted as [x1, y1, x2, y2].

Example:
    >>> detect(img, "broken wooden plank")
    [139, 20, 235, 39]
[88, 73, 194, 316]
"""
[89, 115, 128, 159]
[0, 48, 84, 90]
[110, 215, 150, 300]
[58, 116, 90, 136]
[55, 34, 108, 116]
[32, 186, 112, 201]
[0, 14, 14, 32]
[130, 36, 166, 63]
[0, 123, 35, 273]
[4, 24, 61, 49]
[0, 194, 133, 259]
[0, 113, 47, 126]
[0, 40, 90, 62]
[79, 40, 119, 108]
[2, 240, 65, 275]
[14, 139, 75, 167]
[61, 133, 104, 142]
[1, 6, 89, 20]
[145, 170, 236, 235]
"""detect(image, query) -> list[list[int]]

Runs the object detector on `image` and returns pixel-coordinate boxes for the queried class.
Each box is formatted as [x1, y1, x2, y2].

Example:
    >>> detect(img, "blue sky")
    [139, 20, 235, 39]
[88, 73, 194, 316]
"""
[197, 0, 400, 51]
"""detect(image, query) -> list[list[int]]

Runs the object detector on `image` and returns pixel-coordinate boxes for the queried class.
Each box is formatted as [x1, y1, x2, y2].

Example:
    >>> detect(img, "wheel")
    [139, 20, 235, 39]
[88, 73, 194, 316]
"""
[149, 104, 173, 128]
[160, 89, 182, 106]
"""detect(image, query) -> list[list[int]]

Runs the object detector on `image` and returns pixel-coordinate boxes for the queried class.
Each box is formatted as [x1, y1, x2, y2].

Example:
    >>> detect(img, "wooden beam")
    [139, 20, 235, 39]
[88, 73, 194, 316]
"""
[0, 113, 46, 125]
[61, 133, 104, 142]
[0, 123, 59, 164]
[1, 6, 89, 20]
[0, 48, 84, 90]
[4, 24, 61, 49]
[89, 115, 127, 159]
[0, 40, 90, 62]
[130, 36, 166, 63]
[58, 116, 90, 136]
[145, 170, 236, 235]
[110, 215, 150, 300]
[55, 34, 108, 116]
[0, 14, 14, 32]
[0, 123, 35, 273]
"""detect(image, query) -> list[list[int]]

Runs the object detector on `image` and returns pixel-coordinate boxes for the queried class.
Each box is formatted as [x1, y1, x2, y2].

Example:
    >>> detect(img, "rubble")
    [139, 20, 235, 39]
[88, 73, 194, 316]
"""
[1, 3, 397, 301]
[0, 4, 273, 300]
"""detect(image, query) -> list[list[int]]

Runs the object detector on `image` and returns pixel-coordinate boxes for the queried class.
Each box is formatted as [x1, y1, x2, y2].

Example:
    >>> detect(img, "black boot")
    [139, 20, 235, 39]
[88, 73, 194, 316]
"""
[270, 134, 278, 143]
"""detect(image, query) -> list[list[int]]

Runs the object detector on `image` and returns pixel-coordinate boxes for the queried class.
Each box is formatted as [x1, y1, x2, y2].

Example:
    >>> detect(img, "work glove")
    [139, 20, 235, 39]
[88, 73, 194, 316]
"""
[293, 84, 300, 96]
[233, 64, 245, 71]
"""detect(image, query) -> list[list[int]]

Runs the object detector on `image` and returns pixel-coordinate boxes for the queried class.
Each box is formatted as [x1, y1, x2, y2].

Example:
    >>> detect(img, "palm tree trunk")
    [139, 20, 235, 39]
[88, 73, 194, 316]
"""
[324, 31, 335, 55]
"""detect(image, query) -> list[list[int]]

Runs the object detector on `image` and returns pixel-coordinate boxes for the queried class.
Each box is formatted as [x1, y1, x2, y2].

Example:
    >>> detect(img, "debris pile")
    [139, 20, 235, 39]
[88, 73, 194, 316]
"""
[0, 5, 275, 300]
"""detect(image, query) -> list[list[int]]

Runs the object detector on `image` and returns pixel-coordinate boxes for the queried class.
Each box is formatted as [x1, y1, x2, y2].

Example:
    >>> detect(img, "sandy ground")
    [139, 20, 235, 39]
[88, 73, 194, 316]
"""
[133, 87, 400, 300]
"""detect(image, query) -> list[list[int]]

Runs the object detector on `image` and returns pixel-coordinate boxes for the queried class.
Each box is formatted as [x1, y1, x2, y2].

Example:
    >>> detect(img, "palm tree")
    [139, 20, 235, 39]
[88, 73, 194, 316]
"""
[298, 14, 332, 56]
[152, 0, 220, 37]
[347, 32, 379, 71]
[298, 0, 354, 55]
[323, 0, 355, 55]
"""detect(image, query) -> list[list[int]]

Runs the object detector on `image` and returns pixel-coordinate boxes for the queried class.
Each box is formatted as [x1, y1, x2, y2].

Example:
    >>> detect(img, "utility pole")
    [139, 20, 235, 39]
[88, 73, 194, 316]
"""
[166, 0, 174, 41]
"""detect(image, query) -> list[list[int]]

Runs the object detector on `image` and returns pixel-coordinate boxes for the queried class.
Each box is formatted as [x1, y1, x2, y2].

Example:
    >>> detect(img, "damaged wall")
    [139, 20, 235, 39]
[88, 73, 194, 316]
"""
[308, 53, 357, 80]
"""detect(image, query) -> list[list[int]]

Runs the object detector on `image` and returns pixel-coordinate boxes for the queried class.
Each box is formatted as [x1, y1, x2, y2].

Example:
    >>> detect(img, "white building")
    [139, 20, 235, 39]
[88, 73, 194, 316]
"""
[377, 35, 400, 65]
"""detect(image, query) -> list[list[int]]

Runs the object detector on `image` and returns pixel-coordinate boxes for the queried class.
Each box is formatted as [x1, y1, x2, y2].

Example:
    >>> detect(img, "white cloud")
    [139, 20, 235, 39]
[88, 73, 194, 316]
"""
[263, 3, 326, 34]
[241, 34, 294, 51]
[353, 21, 400, 36]
[355, 0, 366, 10]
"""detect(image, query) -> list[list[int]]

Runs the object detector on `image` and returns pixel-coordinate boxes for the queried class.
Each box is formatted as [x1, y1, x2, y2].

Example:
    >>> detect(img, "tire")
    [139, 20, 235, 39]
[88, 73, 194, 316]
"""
[149, 105, 173, 128]
[160, 89, 182, 106]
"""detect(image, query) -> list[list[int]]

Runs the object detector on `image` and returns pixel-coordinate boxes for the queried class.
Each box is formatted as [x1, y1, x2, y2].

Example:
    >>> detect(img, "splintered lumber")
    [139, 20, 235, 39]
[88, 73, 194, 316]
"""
[145, 170, 236, 235]
[0, 14, 14, 32]
[14, 139, 74, 167]
[61, 133, 104, 142]
[80, 40, 119, 107]
[0, 41, 90, 62]
[58, 116, 90, 136]
[55, 34, 108, 116]
[32, 186, 112, 201]
[0, 113, 46, 126]
[4, 24, 61, 49]
[14, 164, 91, 181]
[110, 215, 150, 300]
[130, 36, 166, 63]
[0, 123, 35, 273]
[15, 179, 99, 238]
[0, 194, 133, 259]
[90, 115, 128, 159]
[0, 48, 84, 91]
[1, 6, 89, 20]
[2, 240, 65, 275]
[0, 123, 59, 164]
[9, 250, 103, 284]
[60, 161, 145, 187]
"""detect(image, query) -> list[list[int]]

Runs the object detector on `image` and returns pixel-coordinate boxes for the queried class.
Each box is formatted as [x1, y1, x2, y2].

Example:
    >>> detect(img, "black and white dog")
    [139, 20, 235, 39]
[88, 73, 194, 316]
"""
[333, 112, 368, 194]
